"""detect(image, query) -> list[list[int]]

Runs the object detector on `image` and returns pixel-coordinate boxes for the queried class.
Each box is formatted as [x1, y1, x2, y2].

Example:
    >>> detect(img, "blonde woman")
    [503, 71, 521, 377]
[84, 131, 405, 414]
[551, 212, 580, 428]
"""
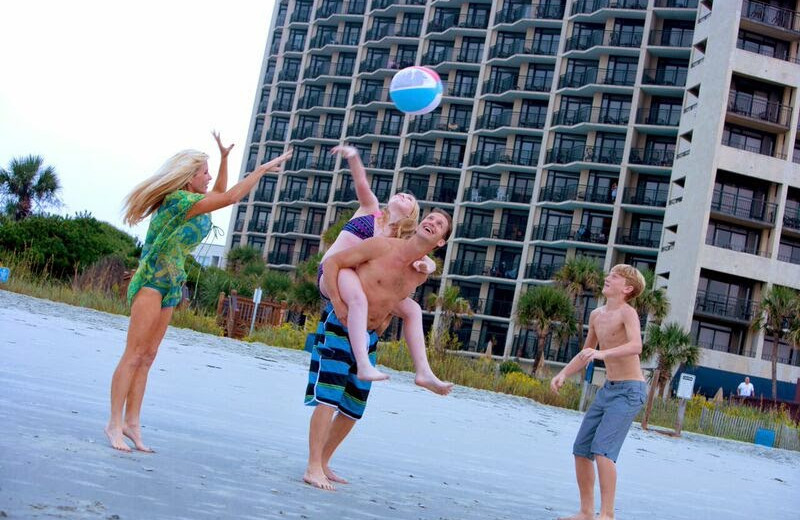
[105, 133, 291, 452]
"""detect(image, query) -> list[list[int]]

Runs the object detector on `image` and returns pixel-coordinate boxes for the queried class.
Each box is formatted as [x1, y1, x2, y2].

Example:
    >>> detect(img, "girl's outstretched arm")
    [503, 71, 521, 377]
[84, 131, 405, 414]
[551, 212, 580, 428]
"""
[331, 145, 379, 214]
[187, 150, 292, 218]
[210, 131, 234, 194]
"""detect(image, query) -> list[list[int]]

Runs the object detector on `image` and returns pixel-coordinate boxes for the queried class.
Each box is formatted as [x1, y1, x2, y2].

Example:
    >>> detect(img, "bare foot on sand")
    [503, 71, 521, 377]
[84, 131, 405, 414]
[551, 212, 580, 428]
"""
[323, 466, 348, 484]
[415, 372, 454, 396]
[356, 365, 389, 382]
[596, 515, 614, 520]
[557, 512, 595, 520]
[122, 425, 155, 453]
[304, 468, 335, 491]
[104, 425, 131, 452]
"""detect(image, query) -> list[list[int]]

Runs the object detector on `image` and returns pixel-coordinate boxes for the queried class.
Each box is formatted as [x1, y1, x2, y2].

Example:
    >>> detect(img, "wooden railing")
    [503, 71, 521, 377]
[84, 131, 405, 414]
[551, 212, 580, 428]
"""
[215, 291, 287, 339]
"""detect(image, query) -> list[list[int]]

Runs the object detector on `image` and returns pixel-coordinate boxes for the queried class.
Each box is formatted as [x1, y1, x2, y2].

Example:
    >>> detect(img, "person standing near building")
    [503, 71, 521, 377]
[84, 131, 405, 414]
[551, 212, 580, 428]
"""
[737, 376, 755, 398]
[105, 134, 292, 452]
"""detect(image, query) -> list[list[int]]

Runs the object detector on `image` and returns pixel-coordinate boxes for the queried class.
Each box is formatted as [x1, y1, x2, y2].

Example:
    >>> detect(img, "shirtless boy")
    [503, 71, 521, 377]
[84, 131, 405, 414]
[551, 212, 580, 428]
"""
[550, 264, 646, 520]
[303, 209, 452, 491]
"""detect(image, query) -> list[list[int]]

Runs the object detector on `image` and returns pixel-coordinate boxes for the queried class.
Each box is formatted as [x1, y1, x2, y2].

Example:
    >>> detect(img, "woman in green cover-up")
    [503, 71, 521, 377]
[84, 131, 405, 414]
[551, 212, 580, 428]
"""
[105, 133, 291, 452]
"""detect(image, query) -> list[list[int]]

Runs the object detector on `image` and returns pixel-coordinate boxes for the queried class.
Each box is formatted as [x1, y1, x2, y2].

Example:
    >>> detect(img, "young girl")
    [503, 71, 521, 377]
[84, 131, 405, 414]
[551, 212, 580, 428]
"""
[105, 134, 292, 452]
[318, 145, 452, 394]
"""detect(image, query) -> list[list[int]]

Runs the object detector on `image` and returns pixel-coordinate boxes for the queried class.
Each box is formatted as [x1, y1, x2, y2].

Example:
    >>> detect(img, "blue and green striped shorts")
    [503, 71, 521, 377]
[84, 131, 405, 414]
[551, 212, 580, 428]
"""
[304, 303, 379, 420]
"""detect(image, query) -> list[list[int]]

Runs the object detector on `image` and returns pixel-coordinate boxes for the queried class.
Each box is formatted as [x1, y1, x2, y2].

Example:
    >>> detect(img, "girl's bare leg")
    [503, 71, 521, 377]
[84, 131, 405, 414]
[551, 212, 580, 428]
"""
[122, 305, 173, 452]
[106, 288, 166, 452]
[336, 268, 388, 381]
[395, 298, 453, 395]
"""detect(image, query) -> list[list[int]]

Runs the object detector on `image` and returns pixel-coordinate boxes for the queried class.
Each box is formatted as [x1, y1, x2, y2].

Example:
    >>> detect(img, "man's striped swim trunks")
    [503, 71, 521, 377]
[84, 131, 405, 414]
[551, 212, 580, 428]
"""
[304, 302, 379, 420]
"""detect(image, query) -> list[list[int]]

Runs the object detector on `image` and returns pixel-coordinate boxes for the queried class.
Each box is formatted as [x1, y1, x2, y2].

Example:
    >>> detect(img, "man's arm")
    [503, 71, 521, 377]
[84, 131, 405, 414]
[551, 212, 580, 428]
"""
[589, 306, 643, 361]
[322, 237, 390, 320]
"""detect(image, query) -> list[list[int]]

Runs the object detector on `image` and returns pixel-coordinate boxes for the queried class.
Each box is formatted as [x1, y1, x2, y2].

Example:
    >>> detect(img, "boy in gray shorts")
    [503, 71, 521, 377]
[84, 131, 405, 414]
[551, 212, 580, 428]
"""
[551, 264, 647, 520]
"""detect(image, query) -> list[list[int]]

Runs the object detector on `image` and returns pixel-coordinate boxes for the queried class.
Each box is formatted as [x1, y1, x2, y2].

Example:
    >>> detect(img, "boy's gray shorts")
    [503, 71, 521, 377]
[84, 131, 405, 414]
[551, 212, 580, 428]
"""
[573, 380, 647, 463]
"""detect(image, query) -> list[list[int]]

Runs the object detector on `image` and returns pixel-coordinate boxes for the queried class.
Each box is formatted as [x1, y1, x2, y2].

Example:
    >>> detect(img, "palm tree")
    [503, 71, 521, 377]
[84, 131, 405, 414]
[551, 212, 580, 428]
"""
[226, 245, 264, 276]
[426, 285, 472, 352]
[0, 155, 61, 219]
[516, 285, 577, 376]
[632, 269, 670, 325]
[752, 285, 800, 399]
[321, 209, 354, 246]
[554, 257, 604, 349]
[641, 322, 700, 399]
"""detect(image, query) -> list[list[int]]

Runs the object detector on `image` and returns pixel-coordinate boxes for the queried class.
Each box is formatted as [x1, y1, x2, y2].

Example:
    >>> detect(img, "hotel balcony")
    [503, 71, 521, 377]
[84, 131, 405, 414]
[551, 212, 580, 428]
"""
[463, 184, 533, 204]
[247, 220, 269, 233]
[558, 68, 637, 89]
[297, 92, 349, 109]
[616, 227, 662, 248]
[352, 87, 390, 106]
[309, 32, 360, 50]
[564, 30, 643, 54]
[489, 39, 560, 60]
[740, 0, 800, 39]
[427, 13, 490, 35]
[694, 291, 758, 323]
[475, 111, 547, 131]
[551, 106, 630, 127]
[408, 115, 470, 135]
[525, 261, 564, 280]
[315, 0, 366, 19]
[494, 3, 566, 24]
[641, 67, 688, 87]
[539, 183, 615, 204]
[710, 189, 778, 226]
[726, 91, 793, 130]
[449, 259, 520, 280]
[635, 106, 682, 126]
[401, 151, 463, 169]
[532, 223, 609, 244]
[364, 23, 422, 43]
[546, 145, 625, 165]
[471, 148, 539, 168]
[456, 222, 527, 242]
[648, 28, 694, 47]
[622, 186, 668, 207]
[571, 0, 648, 16]
[628, 148, 674, 167]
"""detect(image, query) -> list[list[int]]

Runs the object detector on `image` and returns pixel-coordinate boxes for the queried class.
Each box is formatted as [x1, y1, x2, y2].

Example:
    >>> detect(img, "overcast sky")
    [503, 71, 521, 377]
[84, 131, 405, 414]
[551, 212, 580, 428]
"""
[0, 1, 275, 244]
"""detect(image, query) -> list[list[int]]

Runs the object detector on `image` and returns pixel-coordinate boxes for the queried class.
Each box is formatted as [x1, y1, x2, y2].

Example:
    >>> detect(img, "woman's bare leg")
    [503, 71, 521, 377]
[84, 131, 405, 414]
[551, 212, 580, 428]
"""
[122, 304, 173, 452]
[394, 298, 453, 395]
[336, 268, 388, 381]
[106, 288, 168, 452]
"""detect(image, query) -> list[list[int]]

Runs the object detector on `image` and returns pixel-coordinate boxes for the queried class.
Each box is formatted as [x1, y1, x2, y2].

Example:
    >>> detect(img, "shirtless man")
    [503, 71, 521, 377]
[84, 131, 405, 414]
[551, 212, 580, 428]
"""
[303, 209, 452, 491]
[550, 264, 646, 520]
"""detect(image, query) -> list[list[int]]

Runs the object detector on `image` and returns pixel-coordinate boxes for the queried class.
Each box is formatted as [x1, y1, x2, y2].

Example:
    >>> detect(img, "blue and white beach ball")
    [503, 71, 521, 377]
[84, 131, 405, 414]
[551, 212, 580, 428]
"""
[389, 66, 443, 115]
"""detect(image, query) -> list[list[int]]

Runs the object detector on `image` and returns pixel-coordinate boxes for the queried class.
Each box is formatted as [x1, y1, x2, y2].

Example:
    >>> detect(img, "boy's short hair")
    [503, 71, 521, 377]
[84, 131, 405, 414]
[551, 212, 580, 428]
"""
[611, 264, 645, 301]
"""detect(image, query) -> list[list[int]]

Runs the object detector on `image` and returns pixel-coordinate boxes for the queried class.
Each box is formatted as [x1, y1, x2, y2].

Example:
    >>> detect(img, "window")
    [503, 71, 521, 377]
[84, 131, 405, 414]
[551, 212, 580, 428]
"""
[287, 29, 306, 51]
[534, 28, 560, 54]
[606, 56, 638, 85]
[452, 71, 478, 96]
[275, 87, 295, 110]
[401, 13, 422, 36]
[300, 239, 320, 261]
[460, 37, 484, 62]
[600, 94, 631, 124]
[722, 124, 776, 156]
[371, 175, 392, 202]
[527, 64, 554, 90]
[247, 235, 266, 251]
[343, 23, 362, 45]
[513, 136, 541, 166]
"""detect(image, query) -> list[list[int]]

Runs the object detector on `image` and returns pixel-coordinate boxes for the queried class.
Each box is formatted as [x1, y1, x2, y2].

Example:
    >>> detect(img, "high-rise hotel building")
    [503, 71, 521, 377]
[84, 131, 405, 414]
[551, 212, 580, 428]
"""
[227, 0, 800, 399]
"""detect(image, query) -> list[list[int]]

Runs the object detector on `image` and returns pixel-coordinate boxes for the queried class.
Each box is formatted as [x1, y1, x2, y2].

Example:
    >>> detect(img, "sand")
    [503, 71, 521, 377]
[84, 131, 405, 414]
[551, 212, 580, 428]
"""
[1, 289, 798, 519]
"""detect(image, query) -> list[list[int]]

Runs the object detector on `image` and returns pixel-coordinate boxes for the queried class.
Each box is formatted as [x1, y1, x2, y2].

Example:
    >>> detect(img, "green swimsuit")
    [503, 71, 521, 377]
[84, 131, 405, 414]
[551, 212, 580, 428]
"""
[127, 190, 211, 308]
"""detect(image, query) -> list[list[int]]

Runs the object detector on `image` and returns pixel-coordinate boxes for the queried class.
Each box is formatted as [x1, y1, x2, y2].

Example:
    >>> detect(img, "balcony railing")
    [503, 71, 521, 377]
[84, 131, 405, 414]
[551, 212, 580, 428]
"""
[721, 136, 785, 160]
[272, 99, 294, 112]
[359, 55, 411, 73]
[571, 0, 648, 15]
[471, 148, 539, 167]
[525, 262, 564, 280]
[286, 155, 336, 171]
[401, 151, 463, 168]
[298, 92, 349, 109]
[641, 68, 688, 87]
[539, 183, 615, 204]
[363, 155, 397, 170]
[564, 30, 643, 52]
[447, 83, 478, 97]
[431, 186, 458, 203]
[623, 186, 668, 206]
[334, 187, 356, 201]
[456, 222, 526, 241]
[616, 227, 662, 248]
[558, 68, 637, 89]
[736, 40, 800, 64]
[476, 111, 547, 130]
[291, 124, 342, 140]
[636, 106, 682, 126]
[408, 115, 470, 134]
[694, 291, 757, 322]
[494, 3, 565, 24]
[727, 91, 793, 127]
[267, 251, 296, 265]
[309, 32, 360, 49]
[316, 0, 366, 18]
[279, 188, 329, 203]
[648, 29, 694, 47]
[546, 145, 625, 165]
[247, 220, 270, 233]
[628, 148, 674, 167]
[450, 260, 519, 280]
[305, 60, 354, 79]
[551, 106, 630, 126]
[532, 223, 609, 243]
[428, 14, 490, 33]
[654, 0, 698, 7]
[365, 23, 421, 42]
[234, 219, 245, 232]
[489, 39, 560, 59]
[742, 0, 800, 34]
[784, 213, 800, 232]
[710, 189, 777, 224]
[483, 76, 552, 94]
[253, 188, 275, 203]
[463, 184, 532, 203]
[705, 234, 770, 257]
[352, 88, 389, 105]
[277, 69, 299, 82]
[372, 0, 425, 8]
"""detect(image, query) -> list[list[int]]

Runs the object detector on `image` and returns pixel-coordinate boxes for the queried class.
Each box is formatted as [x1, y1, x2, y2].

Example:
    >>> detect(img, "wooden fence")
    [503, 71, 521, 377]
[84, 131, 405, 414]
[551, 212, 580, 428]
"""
[698, 407, 800, 451]
[215, 291, 287, 339]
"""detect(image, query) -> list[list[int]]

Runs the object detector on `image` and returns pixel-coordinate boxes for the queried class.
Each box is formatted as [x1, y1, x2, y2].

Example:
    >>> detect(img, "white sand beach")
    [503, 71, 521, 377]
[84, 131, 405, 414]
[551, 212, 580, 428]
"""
[1, 289, 798, 519]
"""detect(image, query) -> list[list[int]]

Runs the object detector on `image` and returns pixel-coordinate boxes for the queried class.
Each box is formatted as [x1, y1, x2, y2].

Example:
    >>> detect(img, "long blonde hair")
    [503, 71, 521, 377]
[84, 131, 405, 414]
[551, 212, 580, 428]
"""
[378, 194, 421, 238]
[123, 150, 209, 225]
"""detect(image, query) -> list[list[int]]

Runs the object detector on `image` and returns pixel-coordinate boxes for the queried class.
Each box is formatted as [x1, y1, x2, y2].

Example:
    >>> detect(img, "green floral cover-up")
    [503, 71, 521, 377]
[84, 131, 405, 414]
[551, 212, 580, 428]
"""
[127, 190, 211, 308]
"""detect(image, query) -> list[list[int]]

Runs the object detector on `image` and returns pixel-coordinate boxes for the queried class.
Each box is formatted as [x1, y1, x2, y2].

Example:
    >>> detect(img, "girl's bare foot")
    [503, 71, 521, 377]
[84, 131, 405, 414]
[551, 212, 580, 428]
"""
[122, 425, 155, 453]
[104, 425, 132, 452]
[304, 468, 336, 491]
[356, 365, 389, 382]
[323, 466, 348, 484]
[415, 372, 454, 396]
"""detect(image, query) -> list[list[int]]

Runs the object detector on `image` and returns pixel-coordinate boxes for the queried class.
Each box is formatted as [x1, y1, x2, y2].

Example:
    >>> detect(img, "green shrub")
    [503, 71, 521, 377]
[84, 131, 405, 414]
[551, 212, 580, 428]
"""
[499, 360, 523, 375]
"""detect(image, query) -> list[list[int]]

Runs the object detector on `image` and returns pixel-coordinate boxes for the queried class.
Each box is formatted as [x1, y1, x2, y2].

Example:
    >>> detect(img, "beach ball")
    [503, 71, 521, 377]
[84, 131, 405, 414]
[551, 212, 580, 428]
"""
[389, 66, 443, 115]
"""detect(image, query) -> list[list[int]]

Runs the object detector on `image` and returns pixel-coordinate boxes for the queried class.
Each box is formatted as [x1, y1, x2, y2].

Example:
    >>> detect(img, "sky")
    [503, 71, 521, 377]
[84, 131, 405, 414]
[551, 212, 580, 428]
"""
[0, 1, 275, 244]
